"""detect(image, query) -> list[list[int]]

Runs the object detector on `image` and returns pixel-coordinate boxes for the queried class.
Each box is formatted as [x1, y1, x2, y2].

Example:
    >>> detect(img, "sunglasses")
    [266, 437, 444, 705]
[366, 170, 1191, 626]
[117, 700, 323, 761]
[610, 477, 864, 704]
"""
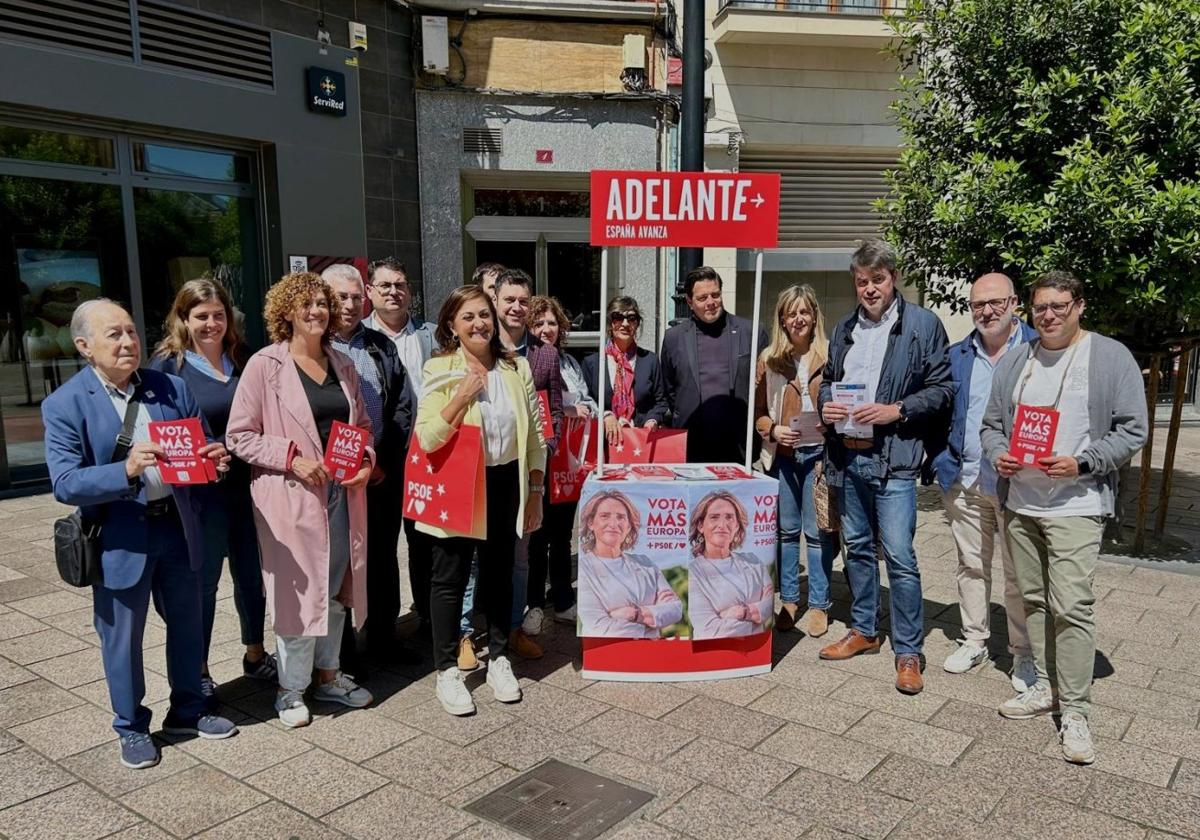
[610, 312, 641, 324]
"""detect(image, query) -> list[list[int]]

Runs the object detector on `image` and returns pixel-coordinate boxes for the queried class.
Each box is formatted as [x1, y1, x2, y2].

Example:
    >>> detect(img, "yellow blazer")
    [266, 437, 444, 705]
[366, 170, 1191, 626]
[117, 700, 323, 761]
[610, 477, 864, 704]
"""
[414, 349, 548, 540]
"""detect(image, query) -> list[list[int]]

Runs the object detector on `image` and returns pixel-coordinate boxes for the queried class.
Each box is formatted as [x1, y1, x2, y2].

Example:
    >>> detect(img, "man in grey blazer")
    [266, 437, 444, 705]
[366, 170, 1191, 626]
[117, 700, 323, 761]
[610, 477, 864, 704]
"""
[660, 267, 768, 464]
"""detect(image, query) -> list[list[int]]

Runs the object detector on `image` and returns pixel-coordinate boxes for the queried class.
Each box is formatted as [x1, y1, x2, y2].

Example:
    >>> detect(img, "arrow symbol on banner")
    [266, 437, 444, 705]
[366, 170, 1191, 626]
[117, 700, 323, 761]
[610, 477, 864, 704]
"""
[751, 193, 765, 208]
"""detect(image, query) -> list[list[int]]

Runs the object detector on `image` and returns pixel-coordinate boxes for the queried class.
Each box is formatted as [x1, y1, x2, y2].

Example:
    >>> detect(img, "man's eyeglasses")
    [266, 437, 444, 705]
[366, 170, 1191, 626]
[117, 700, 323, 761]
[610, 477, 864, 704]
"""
[1031, 299, 1077, 317]
[968, 296, 1015, 314]
[372, 282, 408, 294]
[610, 312, 641, 325]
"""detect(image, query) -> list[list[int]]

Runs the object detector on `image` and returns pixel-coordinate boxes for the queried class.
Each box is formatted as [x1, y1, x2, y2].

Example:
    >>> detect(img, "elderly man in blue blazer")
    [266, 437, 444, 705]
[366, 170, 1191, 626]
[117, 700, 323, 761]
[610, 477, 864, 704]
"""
[43, 299, 238, 770]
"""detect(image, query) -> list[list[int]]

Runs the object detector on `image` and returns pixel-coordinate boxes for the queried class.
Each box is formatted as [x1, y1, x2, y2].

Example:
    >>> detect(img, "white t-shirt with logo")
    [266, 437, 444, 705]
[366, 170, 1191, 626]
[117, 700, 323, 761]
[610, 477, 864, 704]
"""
[1006, 333, 1103, 517]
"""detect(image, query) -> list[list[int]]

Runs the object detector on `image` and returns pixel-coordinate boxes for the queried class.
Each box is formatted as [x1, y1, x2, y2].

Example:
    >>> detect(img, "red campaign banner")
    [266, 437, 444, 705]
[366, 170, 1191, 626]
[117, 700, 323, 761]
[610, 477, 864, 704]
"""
[404, 425, 485, 532]
[589, 170, 781, 248]
[607, 427, 687, 464]
[148, 418, 211, 485]
[324, 421, 367, 481]
[536, 390, 554, 442]
[549, 416, 597, 504]
[1010, 404, 1059, 469]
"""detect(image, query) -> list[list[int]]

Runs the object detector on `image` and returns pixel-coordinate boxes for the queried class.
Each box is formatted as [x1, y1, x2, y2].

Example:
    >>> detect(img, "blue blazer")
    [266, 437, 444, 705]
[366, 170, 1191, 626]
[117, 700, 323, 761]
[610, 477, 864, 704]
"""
[582, 346, 670, 427]
[43, 367, 209, 591]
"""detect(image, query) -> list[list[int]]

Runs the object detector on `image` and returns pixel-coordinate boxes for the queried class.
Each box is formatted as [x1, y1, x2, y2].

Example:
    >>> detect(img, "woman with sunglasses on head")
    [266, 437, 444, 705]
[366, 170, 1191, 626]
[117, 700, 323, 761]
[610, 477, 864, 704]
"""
[582, 297, 670, 448]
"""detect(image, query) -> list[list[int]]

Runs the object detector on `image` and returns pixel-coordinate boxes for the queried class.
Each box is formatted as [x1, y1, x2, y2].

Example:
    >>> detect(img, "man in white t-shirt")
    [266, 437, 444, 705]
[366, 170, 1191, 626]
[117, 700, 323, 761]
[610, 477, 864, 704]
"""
[981, 271, 1148, 766]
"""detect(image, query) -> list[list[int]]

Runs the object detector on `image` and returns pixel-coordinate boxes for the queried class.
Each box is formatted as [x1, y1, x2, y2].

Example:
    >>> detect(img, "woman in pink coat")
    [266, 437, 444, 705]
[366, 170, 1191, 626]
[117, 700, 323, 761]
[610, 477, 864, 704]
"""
[227, 271, 374, 729]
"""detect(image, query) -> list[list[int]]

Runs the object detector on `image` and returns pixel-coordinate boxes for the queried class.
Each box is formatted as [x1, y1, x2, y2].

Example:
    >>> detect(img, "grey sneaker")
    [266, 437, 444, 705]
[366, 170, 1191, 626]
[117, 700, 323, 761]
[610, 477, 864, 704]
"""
[312, 672, 373, 708]
[943, 641, 989, 674]
[998, 682, 1059, 720]
[119, 733, 160, 769]
[1011, 653, 1038, 693]
[1059, 711, 1096, 765]
[275, 690, 311, 728]
[161, 712, 238, 740]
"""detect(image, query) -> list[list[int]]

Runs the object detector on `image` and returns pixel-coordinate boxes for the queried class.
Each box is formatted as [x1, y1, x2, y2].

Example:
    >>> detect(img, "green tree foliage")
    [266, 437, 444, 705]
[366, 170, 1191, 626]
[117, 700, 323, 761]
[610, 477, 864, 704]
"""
[880, 0, 1200, 342]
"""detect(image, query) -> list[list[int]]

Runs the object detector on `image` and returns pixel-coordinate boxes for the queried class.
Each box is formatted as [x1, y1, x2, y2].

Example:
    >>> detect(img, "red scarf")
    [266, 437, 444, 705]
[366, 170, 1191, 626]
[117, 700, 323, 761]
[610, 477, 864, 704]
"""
[606, 341, 636, 422]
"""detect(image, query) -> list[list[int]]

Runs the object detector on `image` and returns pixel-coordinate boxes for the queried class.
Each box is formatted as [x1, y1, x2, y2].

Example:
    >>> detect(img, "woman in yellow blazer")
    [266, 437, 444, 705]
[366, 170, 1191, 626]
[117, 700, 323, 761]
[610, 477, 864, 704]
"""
[416, 285, 547, 717]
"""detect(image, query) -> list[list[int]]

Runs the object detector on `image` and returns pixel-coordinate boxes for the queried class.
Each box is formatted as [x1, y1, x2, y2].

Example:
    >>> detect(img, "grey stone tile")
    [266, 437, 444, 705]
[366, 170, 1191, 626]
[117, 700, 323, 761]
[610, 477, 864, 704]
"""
[921, 666, 1023, 708]
[1124, 716, 1200, 762]
[756, 721, 885, 782]
[0, 747, 75, 809]
[1087, 704, 1139, 741]
[992, 791, 1147, 840]
[102, 823, 175, 840]
[8, 590, 92, 618]
[27, 647, 106, 688]
[364, 733, 499, 797]
[450, 821, 529, 840]
[766, 767, 912, 840]
[194, 801, 349, 838]
[956, 741, 1094, 804]
[605, 820, 688, 840]
[685, 676, 774, 707]
[747, 684, 869, 735]
[0, 679, 85, 728]
[580, 679, 694, 719]
[518, 651, 594, 693]
[572, 708, 695, 764]
[60, 740, 197, 798]
[844, 710, 972, 766]
[0, 781, 140, 840]
[0, 728, 22, 754]
[658, 783, 808, 840]
[0, 628, 90, 665]
[1115, 640, 1200, 678]
[865, 753, 1003, 821]
[1104, 588, 1194, 616]
[661, 696, 783, 749]
[325, 783, 476, 840]
[886, 807, 996, 840]
[399, 696, 518, 747]
[439, 766, 522, 809]
[0, 576, 61, 604]
[120, 766, 268, 837]
[1091, 681, 1200, 725]
[926, 698, 1058, 752]
[8, 703, 116, 759]
[586, 750, 699, 820]
[504, 681, 609, 732]
[0, 656, 36, 690]
[246, 747, 388, 816]
[1150, 667, 1200, 702]
[71, 670, 172, 711]
[1096, 656, 1159, 689]
[1038, 734, 1179, 787]
[800, 827, 860, 840]
[759, 656, 854, 696]
[829, 674, 947, 722]
[39, 606, 101, 641]
[474, 719, 602, 770]
[174, 717, 311, 777]
[663, 737, 797, 797]
[295, 707, 421, 762]
[1173, 759, 1200, 797]
[0, 610, 47, 640]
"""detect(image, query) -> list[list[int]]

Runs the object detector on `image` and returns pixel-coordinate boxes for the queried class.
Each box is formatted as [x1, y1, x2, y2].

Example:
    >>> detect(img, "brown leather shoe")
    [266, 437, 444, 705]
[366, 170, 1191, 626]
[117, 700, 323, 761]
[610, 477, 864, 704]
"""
[509, 628, 543, 660]
[895, 654, 924, 695]
[800, 608, 828, 638]
[818, 629, 881, 660]
[775, 604, 799, 633]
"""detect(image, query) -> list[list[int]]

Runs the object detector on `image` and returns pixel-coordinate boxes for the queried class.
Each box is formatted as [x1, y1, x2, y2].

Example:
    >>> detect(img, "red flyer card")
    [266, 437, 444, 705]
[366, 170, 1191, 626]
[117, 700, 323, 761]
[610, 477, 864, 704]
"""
[536, 390, 554, 441]
[148, 418, 210, 485]
[324, 421, 367, 481]
[707, 465, 754, 480]
[1010, 404, 1059, 469]
[631, 465, 676, 480]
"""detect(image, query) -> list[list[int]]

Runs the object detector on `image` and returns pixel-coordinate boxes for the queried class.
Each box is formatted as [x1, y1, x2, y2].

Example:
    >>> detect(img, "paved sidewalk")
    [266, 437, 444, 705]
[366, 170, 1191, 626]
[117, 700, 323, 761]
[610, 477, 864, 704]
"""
[2, 450, 1200, 839]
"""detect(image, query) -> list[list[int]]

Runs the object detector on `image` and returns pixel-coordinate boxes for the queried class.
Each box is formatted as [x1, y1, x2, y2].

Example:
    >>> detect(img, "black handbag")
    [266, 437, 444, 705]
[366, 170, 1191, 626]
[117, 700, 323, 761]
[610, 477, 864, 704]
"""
[53, 395, 140, 587]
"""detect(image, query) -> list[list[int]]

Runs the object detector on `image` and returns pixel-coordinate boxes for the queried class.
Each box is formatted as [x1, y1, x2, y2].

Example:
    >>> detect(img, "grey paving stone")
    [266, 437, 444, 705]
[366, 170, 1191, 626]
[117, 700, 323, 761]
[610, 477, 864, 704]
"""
[661, 696, 783, 749]
[658, 783, 808, 840]
[0, 656, 35, 690]
[60, 739, 197, 798]
[475, 718, 602, 770]
[0, 628, 89, 665]
[886, 807, 996, 840]
[247, 747, 388, 816]
[364, 733, 500, 797]
[1115, 640, 1200, 677]
[1038, 734, 1180, 787]
[586, 750, 699, 820]
[755, 721, 886, 782]
[325, 782, 476, 840]
[453, 820, 530, 840]
[504, 681, 609, 732]
[9, 702, 116, 759]
[1173, 759, 1200, 797]
[0, 728, 22, 755]
[398, 696, 518, 747]
[759, 655, 854, 696]
[294, 707, 421, 762]
[0, 781, 140, 840]
[766, 767, 912, 840]
[828, 674, 947, 722]
[194, 801, 349, 838]
[663, 737, 798, 797]
[1104, 588, 1195, 616]
[0, 610, 47, 641]
[572, 708, 695, 764]
[747, 684, 869, 735]
[800, 827, 860, 840]
[0, 747, 75, 809]
[1150, 667, 1200, 702]
[1124, 715, 1200, 762]
[680, 676, 773, 707]
[27, 647, 106, 689]
[516, 651, 594, 693]
[39, 606, 101, 640]
[440, 766, 522, 809]
[175, 717, 311, 778]
[844, 710, 972, 767]
[0, 576, 61, 604]
[120, 766, 267, 837]
[926, 698, 1058, 753]
[992, 791, 1148, 840]
[605, 820, 688, 840]
[956, 741, 1095, 804]
[71, 669, 172, 712]
[7, 590, 92, 619]
[1091, 681, 1200, 725]
[101, 823, 175, 840]
[865, 753, 1004, 822]
[579, 679, 694, 719]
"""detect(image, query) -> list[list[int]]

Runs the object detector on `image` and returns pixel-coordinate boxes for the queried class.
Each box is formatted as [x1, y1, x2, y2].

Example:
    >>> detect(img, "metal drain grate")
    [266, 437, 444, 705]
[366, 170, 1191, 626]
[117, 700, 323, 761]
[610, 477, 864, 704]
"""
[465, 759, 654, 840]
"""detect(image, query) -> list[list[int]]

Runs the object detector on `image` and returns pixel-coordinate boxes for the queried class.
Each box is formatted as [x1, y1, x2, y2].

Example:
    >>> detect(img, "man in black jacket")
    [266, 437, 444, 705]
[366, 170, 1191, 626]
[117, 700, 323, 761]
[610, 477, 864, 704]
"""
[660, 266, 768, 463]
[325, 265, 417, 668]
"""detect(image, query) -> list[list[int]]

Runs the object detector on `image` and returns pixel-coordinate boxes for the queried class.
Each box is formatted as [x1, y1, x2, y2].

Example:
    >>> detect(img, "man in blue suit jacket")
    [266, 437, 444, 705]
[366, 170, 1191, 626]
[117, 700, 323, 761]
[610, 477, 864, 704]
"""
[43, 300, 238, 769]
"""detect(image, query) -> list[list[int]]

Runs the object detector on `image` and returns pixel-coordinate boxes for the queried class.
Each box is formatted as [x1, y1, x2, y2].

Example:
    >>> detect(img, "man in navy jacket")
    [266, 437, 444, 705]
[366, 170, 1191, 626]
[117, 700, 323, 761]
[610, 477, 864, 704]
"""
[43, 300, 238, 769]
[931, 273, 1037, 689]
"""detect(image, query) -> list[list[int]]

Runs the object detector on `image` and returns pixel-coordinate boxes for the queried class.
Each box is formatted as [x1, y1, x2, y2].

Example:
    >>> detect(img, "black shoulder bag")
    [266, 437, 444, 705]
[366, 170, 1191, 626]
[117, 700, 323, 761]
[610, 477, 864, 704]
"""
[53, 395, 140, 587]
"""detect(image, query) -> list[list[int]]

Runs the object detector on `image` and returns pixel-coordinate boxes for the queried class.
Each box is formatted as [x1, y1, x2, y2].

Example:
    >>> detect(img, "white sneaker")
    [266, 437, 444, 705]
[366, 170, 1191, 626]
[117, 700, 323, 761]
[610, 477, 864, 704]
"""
[553, 605, 577, 624]
[312, 672, 373, 708]
[275, 690, 311, 728]
[486, 655, 522, 703]
[1059, 711, 1096, 765]
[998, 682, 1059, 720]
[1011, 653, 1038, 693]
[437, 668, 476, 716]
[943, 641, 989, 674]
[521, 607, 545, 636]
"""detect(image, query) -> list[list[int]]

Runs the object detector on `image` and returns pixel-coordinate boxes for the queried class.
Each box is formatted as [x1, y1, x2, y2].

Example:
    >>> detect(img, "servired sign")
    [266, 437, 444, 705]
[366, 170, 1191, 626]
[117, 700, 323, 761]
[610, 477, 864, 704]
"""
[590, 170, 781, 248]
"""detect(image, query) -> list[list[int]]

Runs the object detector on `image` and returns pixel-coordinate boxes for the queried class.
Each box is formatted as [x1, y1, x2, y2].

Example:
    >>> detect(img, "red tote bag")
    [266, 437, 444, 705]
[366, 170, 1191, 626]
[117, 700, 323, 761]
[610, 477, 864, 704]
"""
[607, 426, 687, 464]
[403, 425, 485, 533]
[549, 416, 597, 504]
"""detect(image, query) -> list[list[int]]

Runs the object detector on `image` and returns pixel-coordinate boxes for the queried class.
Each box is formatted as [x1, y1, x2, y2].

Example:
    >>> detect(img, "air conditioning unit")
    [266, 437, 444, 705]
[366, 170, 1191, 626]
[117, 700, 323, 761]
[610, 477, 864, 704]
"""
[421, 16, 449, 75]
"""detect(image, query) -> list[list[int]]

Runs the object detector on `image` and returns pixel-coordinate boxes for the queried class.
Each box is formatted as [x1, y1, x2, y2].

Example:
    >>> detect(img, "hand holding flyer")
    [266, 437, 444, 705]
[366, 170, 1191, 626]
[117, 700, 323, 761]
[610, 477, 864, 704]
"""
[324, 421, 366, 481]
[1010, 404, 1059, 469]
[148, 418, 210, 485]
[787, 411, 824, 447]
[830, 382, 868, 437]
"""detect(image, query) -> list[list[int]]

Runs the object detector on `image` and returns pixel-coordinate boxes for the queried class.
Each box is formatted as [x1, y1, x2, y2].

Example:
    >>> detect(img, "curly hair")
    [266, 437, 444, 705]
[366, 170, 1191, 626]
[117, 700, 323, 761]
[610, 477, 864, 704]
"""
[579, 491, 640, 554]
[688, 490, 748, 557]
[527, 295, 571, 349]
[263, 272, 340, 345]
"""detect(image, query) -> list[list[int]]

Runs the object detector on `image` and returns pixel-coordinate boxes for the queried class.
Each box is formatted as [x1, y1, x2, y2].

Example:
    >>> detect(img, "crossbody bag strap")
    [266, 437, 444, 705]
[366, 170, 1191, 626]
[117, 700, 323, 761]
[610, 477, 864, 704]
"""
[111, 394, 140, 464]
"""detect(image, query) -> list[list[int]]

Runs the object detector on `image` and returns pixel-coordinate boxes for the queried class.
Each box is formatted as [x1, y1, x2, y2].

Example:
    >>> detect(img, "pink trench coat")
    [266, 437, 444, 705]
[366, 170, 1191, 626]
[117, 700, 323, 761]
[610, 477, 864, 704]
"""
[227, 341, 374, 637]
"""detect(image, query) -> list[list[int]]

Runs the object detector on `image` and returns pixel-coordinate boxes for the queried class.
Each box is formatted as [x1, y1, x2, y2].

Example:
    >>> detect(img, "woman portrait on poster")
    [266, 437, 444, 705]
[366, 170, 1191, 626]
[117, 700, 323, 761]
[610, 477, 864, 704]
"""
[577, 490, 683, 639]
[688, 490, 775, 640]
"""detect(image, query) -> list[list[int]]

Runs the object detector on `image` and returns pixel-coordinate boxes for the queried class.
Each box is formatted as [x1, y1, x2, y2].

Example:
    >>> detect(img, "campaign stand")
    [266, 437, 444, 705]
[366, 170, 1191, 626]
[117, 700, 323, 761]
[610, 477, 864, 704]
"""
[581, 170, 782, 682]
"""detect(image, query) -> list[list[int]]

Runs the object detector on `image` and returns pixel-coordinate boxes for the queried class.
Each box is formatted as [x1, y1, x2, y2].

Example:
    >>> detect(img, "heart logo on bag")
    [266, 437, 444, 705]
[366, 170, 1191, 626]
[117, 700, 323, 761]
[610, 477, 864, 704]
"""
[412, 499, 426, 514]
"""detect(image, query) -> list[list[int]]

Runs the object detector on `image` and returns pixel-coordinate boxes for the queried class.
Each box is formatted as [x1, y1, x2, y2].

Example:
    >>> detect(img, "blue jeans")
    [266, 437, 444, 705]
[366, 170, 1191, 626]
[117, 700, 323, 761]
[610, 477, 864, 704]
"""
[839, 451, 924, 656]
[772, 448, 839, 609]
[200, 491, 266, 662]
